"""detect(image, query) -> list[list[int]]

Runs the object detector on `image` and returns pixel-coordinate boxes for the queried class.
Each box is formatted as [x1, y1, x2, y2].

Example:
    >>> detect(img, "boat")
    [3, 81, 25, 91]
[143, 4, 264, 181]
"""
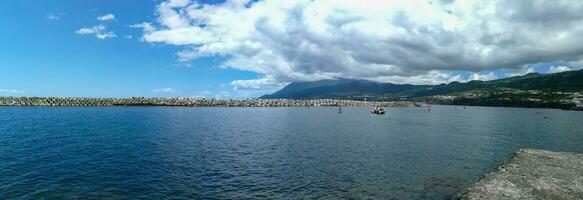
[371, 107, 386, 114]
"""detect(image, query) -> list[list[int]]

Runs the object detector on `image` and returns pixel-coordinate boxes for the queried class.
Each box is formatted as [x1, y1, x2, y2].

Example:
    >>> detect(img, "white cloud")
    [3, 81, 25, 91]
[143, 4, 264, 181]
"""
[467, 72, 497, 81]
[231, 76, 288, 90]
[76, 13, 117, 39]
[153, 88, 179, 93]
[548, 66, 572, 73]
[47, 13, 62, 20]
[367, 70, 464, 85]
[130, 22, 156, 32]
[0, 89, 25, 95]
[135, 0, 583, 89]
[76, 25, 117, 39]
[506, 66, 537, 77]
[567, 59, 583, 70]
[97, 13, 115, 21]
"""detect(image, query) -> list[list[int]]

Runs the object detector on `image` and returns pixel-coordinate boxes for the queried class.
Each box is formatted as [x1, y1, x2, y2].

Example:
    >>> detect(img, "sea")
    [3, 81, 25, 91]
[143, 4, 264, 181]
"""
[1, 105, 582, 199]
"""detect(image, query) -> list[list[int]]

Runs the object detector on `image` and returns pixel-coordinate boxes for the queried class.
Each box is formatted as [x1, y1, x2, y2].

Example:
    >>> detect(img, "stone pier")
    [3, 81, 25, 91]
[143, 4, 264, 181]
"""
[463, 149, 583, 200]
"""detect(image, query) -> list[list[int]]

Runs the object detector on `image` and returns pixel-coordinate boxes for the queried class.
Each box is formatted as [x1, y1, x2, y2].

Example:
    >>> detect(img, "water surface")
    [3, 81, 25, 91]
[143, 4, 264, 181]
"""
[1, 106, 582, 199]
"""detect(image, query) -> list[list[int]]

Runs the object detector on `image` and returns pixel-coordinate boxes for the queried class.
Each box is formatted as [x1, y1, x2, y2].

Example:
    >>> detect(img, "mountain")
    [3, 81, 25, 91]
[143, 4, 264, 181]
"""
[261, 69, 583, 109]
[260, 79, 429, 99]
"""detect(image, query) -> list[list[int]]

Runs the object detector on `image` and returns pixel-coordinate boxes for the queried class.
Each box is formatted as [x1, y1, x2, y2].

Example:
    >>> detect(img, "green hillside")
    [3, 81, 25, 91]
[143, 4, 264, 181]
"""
[262, 69, 583, 109]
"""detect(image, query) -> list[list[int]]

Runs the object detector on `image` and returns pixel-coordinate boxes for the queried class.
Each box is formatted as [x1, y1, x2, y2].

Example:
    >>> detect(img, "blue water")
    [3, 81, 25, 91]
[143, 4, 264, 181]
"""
[1, 106, 583, 199]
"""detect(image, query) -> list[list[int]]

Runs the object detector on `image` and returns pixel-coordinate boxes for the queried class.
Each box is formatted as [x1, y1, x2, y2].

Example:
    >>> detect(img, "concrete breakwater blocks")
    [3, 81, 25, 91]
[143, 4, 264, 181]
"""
[463, 149, 583, 200]
[0, 97, 422, 107]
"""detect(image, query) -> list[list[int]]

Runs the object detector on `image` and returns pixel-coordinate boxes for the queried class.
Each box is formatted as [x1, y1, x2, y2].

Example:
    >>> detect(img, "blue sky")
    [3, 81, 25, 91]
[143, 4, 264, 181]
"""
[1, 0, 582, 98]
[0, 0, 262, 98]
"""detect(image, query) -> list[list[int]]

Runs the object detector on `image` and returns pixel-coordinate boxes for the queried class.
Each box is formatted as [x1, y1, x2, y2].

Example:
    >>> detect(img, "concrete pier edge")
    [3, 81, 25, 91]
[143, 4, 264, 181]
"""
[462, 149, 583, 200]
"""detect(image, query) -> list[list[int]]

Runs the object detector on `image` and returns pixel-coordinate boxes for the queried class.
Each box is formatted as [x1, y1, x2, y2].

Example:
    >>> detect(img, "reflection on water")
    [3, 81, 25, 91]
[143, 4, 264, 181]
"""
[1, 106, 582, 199]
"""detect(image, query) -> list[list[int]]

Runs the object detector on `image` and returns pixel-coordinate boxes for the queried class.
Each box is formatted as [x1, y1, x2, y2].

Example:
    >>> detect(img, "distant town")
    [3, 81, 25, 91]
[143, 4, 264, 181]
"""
[424, 90, 583, 110]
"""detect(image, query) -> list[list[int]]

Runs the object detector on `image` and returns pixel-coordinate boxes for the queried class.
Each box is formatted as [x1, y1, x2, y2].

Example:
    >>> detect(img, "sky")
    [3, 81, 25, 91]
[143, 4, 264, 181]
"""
[1, 0, 583, 98]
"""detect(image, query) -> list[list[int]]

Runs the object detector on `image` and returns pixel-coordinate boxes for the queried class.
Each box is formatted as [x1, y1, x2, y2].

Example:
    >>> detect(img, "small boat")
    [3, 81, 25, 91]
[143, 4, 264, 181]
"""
[371, 107, 386, 114]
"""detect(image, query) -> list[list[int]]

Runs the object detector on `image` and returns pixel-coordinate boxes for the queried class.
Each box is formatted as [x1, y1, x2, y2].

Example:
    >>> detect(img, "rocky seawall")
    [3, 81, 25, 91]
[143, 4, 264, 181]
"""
[463, 149, 583, 199]
[0, 97, 421, 107]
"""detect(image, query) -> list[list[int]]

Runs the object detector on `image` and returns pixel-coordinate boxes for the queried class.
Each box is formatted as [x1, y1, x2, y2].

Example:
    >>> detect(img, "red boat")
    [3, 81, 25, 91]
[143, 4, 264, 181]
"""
[371, 107, 386, 114]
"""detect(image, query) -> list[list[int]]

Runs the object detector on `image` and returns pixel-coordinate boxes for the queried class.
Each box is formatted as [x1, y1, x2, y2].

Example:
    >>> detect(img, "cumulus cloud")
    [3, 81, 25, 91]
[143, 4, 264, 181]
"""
[0, 89, 25, 95]
[548, 66, 572, 73]
[153, 88, 180, 93]
[97, 13, 115, 21]
[134, 0, 583, 88]
[76, 25, 116, 39]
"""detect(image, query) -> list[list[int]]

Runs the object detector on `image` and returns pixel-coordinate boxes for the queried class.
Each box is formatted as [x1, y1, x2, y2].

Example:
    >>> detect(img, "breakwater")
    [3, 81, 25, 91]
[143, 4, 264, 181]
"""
[0, 97, 420, 107]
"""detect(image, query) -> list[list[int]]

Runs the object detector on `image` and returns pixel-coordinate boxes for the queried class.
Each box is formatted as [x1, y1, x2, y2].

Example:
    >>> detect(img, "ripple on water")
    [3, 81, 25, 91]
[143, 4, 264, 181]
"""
[1, 106, 583, 199]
